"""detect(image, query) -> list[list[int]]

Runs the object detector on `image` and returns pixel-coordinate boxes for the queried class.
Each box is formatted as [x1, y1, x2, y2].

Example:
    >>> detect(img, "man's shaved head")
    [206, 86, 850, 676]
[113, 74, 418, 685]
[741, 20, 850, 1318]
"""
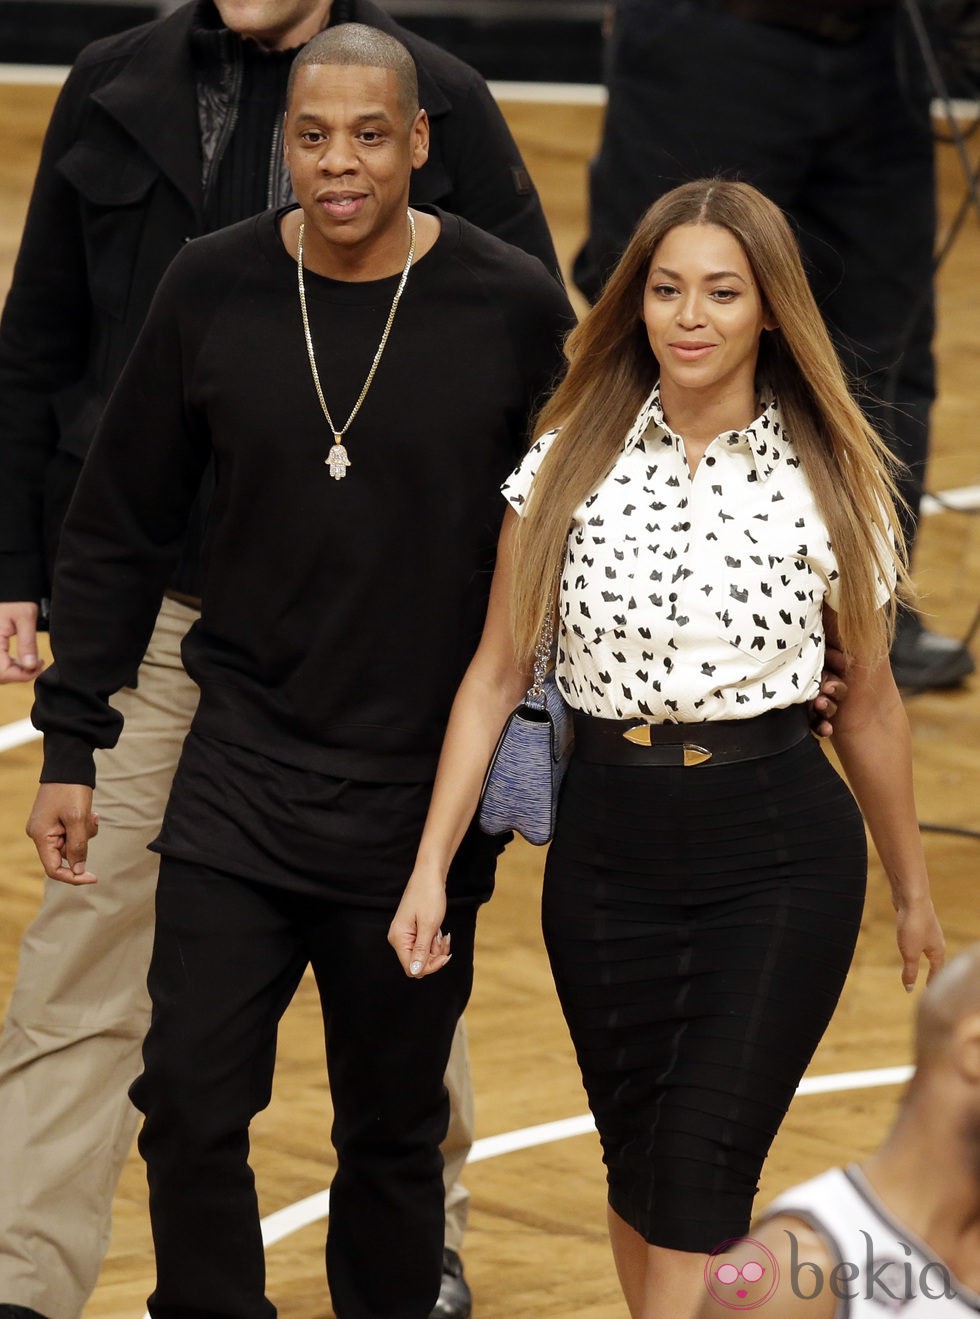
[287, 24, 420, 123]
[915, 944, 980, 1068]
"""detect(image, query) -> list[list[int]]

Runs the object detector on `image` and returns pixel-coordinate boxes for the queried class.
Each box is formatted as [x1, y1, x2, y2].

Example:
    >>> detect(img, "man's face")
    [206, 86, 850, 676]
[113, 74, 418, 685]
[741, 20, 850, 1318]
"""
[214, 0, 332, 51]
[284, 63, 429, 265]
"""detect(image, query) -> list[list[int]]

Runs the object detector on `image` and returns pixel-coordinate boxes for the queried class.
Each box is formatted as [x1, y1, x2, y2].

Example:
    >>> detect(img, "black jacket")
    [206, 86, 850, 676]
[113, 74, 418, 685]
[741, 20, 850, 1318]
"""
[0, 0, 559, 610]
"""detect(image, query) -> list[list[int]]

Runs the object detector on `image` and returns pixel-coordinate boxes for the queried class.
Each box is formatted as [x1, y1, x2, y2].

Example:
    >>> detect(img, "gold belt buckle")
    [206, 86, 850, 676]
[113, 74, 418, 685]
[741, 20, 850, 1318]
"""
[622, 724, 713, 766]
[682, 744, 712, 767]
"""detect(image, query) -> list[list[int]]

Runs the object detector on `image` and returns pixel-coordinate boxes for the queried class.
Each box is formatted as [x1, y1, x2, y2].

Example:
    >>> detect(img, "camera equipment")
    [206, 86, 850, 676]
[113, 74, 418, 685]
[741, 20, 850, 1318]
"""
[904, 0, 980, 223]
[916, 0, 980, 99]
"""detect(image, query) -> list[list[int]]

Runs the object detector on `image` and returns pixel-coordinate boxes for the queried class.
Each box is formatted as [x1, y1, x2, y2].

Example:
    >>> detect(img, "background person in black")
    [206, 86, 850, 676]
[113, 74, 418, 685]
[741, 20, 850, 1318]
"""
[0, 2, 558, 1316]
[572, 0, 975, 693]
[25, 26, 573, 1319]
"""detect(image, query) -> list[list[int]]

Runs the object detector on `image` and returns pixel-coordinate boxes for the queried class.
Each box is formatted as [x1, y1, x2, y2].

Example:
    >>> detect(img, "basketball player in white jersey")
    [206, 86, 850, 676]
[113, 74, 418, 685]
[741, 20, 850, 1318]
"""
[697, 942, 980, 1316]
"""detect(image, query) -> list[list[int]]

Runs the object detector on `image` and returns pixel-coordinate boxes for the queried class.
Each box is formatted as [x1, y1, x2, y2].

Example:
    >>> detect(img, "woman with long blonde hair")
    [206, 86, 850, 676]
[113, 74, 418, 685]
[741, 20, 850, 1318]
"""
[389, 180, 945, 1319]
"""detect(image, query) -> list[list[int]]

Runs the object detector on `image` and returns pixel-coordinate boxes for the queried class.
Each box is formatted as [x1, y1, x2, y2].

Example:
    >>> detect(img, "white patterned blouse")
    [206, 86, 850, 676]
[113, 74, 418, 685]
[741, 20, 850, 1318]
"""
[502, 385, 891, 723]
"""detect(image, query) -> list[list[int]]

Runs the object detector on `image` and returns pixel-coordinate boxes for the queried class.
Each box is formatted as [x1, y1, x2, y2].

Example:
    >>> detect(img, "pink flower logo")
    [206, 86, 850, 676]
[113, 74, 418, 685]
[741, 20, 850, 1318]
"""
[703, 1238, 780, 1310]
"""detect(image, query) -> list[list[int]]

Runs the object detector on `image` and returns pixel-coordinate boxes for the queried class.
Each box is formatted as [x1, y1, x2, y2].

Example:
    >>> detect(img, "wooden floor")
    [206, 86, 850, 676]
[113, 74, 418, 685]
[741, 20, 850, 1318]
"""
[0, 80, 979, 1318]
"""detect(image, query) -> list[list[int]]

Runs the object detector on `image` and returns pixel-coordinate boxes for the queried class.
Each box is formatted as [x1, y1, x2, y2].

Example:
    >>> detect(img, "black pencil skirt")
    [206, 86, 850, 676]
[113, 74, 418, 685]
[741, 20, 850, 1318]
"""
[541, 732, 867, 1254]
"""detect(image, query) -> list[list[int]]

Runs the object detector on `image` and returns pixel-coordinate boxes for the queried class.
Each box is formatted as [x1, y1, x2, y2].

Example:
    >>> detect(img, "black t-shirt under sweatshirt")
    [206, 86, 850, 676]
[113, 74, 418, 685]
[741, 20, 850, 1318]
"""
[33, 207, 572, 895]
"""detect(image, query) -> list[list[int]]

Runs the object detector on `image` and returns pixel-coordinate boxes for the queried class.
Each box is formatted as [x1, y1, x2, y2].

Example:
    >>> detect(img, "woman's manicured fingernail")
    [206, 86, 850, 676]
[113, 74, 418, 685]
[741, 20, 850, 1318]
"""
[410, 960, 423, 976]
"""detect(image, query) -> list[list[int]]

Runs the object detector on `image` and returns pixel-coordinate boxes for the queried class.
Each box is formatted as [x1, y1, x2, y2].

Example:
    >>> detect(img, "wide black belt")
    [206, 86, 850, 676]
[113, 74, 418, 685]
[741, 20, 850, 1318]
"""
[572, 704, 811, 768]
[696, 0, 888, 43]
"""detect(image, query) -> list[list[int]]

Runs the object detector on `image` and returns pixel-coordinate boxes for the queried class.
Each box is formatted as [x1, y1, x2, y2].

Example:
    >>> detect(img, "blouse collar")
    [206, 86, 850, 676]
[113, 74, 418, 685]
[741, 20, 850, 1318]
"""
[624, 383, 786, 482]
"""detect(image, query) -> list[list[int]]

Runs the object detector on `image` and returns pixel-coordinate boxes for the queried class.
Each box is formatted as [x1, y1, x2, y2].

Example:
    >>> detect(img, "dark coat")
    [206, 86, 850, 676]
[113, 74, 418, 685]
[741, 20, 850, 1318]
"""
[0, 0, 559, 608]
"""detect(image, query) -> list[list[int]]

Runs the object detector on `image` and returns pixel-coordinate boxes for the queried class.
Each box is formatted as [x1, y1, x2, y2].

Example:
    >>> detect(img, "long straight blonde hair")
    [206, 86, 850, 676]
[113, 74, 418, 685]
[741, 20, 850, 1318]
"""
[512, 179, 909, 666]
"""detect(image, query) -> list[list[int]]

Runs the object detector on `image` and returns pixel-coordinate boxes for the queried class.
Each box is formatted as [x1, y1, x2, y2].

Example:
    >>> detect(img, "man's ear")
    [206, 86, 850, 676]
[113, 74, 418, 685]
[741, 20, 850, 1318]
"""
[954, 1011, 980, 1083]
[411, 108, 430, 171]
[282, 111, 290, 163]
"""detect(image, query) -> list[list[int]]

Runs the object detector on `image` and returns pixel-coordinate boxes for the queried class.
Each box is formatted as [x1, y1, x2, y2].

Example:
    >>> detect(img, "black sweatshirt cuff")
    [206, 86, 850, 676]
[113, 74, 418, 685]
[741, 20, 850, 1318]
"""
[39, 730, 98, 788]
[0, 552, 47, 610]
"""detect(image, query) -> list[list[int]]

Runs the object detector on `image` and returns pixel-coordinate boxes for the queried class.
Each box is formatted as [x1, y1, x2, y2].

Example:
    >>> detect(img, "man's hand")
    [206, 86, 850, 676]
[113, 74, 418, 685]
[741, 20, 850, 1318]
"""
[810, 645, 848, 738]
[26, 783, 99, 884]
[0, 601, 44, 683]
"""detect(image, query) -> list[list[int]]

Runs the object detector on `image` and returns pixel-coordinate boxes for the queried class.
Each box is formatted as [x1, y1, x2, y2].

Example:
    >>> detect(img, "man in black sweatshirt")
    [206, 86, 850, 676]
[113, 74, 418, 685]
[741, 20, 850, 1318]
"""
[26, 25, 573, 1319]
[0, 4, 558, 1318]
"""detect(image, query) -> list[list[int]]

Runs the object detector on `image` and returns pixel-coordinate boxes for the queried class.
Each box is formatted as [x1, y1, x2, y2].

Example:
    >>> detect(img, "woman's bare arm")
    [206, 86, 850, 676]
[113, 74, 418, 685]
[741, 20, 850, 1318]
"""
[825, 607, 945, 990]
[388, 509, 533, 978]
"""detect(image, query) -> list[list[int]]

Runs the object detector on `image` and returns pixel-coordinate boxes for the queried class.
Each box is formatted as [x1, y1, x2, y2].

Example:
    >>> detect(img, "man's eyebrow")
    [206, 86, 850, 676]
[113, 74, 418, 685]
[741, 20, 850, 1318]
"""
[292, 109, 394, 127]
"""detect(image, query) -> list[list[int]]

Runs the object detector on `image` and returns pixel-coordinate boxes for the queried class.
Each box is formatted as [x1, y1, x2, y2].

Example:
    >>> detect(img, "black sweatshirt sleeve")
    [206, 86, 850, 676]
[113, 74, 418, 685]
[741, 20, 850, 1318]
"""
[0, 67, 94, 604]
[502, 259, 575, 441]
[31, 253, 211, 786]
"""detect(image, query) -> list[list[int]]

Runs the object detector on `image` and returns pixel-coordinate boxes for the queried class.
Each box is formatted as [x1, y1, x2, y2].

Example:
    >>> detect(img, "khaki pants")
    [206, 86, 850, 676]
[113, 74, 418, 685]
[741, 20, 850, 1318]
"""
[0, 597, 473, 1319]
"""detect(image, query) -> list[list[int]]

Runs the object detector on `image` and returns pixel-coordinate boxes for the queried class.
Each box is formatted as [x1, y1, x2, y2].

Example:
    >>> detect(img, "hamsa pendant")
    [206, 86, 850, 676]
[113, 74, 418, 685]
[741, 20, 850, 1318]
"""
[327, 442, 351, 481]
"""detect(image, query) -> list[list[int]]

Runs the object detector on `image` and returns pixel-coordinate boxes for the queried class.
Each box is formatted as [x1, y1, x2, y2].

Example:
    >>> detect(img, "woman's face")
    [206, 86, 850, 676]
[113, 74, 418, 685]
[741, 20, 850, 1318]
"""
[642, 222, 775, 400]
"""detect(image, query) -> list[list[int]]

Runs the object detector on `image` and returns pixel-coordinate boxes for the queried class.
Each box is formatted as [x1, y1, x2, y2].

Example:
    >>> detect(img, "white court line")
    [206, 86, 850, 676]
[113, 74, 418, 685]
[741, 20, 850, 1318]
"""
[0, 717, 40, 753]
[8, 70, 611, 98]
[0, 64, 68, 85]
[489, 80, 607, 106]
[147, 1057, 925, 1317]
[134, 1065, 913, 1312]
[254, 1064, 914, 1249]
[0, 71, 610, 102]
[796, 1063, 912, 1096]
[921, 484, 980, 516]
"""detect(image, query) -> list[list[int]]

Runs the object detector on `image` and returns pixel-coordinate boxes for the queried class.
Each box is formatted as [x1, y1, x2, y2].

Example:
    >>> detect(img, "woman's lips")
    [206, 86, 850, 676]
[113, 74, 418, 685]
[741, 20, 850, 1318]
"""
[668, 342, 717, 361]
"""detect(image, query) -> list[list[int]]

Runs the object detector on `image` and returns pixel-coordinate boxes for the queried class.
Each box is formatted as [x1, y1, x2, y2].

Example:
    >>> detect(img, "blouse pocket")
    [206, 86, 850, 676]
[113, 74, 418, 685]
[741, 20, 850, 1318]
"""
[562, 524, 640, 643]
[708, 552, 819, 666]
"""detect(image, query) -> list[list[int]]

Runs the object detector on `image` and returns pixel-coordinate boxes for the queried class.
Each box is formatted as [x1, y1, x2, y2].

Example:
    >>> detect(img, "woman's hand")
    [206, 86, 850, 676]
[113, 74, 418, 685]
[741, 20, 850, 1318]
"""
[388, 870, 451, 979]
[895, 894, 946, 991]
[809, 645, 848, 738]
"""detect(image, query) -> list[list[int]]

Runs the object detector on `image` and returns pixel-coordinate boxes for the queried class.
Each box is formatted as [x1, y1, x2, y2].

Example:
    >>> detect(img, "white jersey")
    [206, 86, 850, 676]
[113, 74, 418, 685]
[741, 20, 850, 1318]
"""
[760, 1166, 980, 1316]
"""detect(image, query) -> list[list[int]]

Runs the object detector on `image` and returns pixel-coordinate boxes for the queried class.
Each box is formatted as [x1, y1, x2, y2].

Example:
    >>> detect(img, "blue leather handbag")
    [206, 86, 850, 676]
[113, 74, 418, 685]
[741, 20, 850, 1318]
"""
[477, 606, 573, 846]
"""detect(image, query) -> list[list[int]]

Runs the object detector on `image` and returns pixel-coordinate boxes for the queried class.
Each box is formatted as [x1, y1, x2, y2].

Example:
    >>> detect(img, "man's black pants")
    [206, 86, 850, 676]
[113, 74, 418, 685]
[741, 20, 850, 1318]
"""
[130, 857, 477, 1319]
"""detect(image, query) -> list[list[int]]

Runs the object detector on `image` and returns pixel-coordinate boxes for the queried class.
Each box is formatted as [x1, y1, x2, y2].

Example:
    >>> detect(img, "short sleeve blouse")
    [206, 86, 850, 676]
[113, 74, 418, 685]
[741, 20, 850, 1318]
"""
[501, 385, 893, 722]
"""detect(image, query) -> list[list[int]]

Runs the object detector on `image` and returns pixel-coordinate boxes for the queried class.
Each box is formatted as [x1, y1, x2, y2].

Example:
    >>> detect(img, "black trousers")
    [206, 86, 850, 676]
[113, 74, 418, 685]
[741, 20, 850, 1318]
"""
[575, 0, 936, 549]
[130, 858, 477, 1319]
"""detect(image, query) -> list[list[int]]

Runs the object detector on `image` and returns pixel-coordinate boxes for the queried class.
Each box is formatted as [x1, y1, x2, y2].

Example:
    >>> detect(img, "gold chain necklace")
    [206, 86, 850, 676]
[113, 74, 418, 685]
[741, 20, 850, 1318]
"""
[297, 210, 417, 480]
